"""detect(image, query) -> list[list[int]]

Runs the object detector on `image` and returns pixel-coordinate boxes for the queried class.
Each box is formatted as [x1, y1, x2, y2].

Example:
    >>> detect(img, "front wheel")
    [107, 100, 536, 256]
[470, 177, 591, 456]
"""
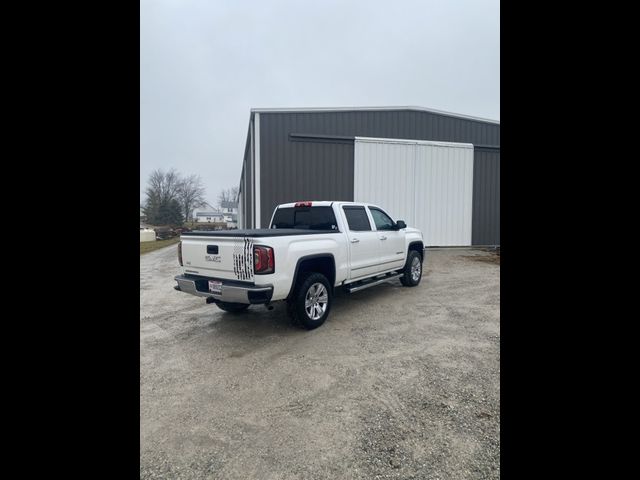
[400, 250, 422, 287]
[288, 272, 332, 329]
[215, 302, 250, 313]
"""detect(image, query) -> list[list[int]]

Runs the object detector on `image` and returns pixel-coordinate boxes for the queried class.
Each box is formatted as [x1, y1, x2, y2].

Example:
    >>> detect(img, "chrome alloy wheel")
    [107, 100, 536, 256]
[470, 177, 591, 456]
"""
[305, 283, 328, 320]
[411, 256, 422, 282]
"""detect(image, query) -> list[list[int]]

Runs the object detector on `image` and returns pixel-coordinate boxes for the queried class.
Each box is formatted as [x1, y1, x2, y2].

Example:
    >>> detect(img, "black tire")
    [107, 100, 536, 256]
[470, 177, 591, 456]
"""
[400, 250, 423, 287]
[288, 272, 332, 330]
[215, 302, 250, 313]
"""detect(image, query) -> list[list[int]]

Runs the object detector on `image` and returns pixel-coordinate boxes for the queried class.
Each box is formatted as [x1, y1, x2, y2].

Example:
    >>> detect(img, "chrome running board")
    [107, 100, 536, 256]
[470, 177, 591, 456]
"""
[346, 272, 403, 293]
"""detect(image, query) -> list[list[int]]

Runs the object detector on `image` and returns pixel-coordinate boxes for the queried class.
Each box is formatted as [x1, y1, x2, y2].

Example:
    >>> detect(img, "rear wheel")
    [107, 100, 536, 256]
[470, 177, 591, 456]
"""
[215, 302, 250, 313]
[400, 250, 422, 287]
[288, 272, 332, 329]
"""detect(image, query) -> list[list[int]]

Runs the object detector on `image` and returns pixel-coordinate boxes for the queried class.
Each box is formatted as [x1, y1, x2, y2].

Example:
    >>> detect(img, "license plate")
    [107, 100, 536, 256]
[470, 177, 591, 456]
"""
[208, 280, 222, 294]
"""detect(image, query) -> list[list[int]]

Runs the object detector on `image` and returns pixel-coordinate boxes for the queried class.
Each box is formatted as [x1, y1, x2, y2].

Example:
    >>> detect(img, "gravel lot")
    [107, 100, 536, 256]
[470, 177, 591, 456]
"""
[140, 245, 500, 479]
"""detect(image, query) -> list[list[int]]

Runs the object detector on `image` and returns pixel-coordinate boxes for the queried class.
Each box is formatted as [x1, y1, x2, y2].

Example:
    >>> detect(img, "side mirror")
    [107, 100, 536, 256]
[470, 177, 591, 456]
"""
[395, 220, 407, 229]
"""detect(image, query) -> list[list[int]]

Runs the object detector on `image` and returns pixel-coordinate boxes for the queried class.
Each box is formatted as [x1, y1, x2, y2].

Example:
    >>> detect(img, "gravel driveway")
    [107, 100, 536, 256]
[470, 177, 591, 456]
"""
[140, 245, 500, 479]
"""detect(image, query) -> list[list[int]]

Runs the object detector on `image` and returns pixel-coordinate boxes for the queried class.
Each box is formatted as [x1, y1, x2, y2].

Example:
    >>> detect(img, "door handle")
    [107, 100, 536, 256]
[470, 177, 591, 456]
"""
[350, 238, 360, 243]
[379, 236, 387, 241]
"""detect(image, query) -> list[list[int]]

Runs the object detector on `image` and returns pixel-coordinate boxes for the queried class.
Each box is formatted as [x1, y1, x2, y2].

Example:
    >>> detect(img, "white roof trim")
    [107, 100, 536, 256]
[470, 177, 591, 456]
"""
[250, 106, 499, 125]
[355, 136, 474, 149]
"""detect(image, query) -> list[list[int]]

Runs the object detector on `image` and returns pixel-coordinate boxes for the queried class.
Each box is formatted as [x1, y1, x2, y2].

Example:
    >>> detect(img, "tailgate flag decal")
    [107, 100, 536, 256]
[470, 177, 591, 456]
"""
[232, 238, 254, 280]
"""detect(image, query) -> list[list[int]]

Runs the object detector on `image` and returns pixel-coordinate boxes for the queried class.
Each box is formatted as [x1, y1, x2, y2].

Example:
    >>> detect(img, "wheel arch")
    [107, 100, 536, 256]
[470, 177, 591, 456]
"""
[287, 254, 336, 300]
[407, 241, 425, 263]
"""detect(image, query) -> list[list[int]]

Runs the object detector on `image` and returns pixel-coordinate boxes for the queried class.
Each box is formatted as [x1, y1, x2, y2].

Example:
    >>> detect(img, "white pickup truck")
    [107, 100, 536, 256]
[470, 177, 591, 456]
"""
[174, 201, 425, 329]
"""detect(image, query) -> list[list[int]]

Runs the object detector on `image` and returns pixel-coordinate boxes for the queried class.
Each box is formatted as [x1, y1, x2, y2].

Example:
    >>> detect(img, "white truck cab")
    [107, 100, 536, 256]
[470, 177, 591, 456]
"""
[175, 201, 425, 329]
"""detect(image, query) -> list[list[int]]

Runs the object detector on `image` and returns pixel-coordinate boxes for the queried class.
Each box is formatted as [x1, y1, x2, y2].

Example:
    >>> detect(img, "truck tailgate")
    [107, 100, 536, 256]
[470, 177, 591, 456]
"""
[181, 235, 254, 281]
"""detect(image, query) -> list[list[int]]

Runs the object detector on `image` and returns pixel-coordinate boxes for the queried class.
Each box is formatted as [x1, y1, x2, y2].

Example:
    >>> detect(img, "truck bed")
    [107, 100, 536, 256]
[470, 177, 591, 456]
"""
[181, 229, 337, 237]
[179, 228, 340, 283]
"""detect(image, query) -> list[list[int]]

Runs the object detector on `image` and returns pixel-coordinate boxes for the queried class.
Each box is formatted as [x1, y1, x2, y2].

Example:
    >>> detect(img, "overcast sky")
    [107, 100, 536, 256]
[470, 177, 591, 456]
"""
[140, 0, 500, 206]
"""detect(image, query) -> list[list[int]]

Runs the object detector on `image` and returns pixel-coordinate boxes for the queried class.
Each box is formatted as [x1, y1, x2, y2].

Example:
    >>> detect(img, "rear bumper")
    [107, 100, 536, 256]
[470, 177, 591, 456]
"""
[174, 274, 273, 305]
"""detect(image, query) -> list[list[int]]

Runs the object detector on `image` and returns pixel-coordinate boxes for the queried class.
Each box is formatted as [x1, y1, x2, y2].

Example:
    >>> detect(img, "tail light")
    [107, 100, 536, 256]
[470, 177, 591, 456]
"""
[253, 245, 274, 274]
[178, 241, 183, 266]
[295, 201, 312, 207]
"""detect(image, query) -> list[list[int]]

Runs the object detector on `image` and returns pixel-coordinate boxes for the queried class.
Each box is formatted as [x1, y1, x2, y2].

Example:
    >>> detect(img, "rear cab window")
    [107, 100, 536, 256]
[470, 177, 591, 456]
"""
[271, 206, 339, 231]
[342, 206, 372, 231]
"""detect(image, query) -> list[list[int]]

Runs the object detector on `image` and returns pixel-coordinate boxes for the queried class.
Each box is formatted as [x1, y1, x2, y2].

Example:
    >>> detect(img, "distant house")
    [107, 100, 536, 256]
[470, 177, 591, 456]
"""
[220, 201, 239, 225]
[220, 201, 238, 215]
[140, 207, 147, 224]
[226, 213, 238, 229]
[192, 202, 217, 220]
[191, 201, 237, 226]
[195, 211, 225, 223]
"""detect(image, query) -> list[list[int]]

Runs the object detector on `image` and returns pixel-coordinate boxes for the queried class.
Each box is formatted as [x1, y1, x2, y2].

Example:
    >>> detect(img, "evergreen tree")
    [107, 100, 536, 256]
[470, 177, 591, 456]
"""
[165, 199, 184, 226]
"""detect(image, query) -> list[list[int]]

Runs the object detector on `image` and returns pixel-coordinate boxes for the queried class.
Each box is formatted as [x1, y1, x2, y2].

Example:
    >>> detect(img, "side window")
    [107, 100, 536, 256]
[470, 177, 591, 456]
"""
[343, 206, 371, 231]
[369, 208, 395, 231]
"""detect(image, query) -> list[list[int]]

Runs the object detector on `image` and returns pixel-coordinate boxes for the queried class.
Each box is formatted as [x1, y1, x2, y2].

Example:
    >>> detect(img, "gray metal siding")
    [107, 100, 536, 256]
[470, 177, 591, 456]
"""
[259, 113, 354, 226]
[472, 149, 500, 245]
[255, 109, 499, 243]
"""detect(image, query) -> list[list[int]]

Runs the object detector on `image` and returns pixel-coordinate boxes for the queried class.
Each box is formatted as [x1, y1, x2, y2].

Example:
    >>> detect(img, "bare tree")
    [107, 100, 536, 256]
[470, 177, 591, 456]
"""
[145, 169, 182, 204]
[217, 188, 229, 208]
[217, 186, 240, 207]
[178, 174, 207, 222]
[143, 169, 188, 225]
[217, 188, 230, 207]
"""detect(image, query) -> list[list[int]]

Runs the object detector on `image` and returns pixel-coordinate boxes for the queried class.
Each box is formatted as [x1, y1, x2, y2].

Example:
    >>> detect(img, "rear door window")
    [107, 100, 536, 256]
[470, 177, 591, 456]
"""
[342, 206, 372, 231]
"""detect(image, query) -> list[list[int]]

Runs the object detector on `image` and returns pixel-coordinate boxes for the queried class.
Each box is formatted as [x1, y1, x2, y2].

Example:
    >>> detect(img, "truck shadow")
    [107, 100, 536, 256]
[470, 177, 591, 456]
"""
[208, 280, 406, 339]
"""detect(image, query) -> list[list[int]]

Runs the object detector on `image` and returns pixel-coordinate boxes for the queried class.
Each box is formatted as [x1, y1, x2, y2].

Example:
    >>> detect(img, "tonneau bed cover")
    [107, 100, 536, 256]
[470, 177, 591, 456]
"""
[181, 229, 337, 237]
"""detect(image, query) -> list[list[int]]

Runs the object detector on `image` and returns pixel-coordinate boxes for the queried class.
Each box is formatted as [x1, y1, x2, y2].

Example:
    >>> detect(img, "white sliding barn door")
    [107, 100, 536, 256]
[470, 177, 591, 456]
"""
[354, 137, 474, 246]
